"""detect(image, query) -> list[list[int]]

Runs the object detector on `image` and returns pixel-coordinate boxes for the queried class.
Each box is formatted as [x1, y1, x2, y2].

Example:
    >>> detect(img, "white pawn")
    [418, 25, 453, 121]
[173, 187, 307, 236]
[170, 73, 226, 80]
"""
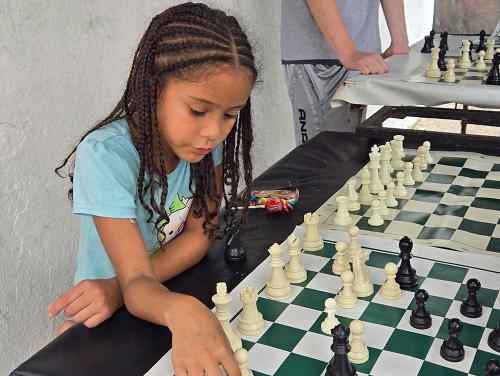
[348, 320, 369, 364]
[358, 167, 373, 205]
[394, 172, 407, 197]
[380, 262, 401, 300]
[385, 182, 398, 207]
[234, 348, 254, 376]
[212, 283, 242, 352]
[321, 298, 340, 335]
[302, 212, 324, 251]
[423, 141, 433, 164]
[334, 196, 352, 227]
[444, 58, 456, 83]
[347, 179, 360, 211]
[346, 225, 361, 259]
[403, 162, 415, 186]
[238, 287, 265, 336]
[378, 191, 389, 216]
[412, 157, 424, 182]
[336, 270, 358, 309]
[285, 233, 307, 284]
[352, 251, 374, 298]
[332, 241, 350, 275]
[390, 140, 404, 170]
[368, 199, 384, 227]
[265, 243, 292, 301]
[475, 50, 487, 71]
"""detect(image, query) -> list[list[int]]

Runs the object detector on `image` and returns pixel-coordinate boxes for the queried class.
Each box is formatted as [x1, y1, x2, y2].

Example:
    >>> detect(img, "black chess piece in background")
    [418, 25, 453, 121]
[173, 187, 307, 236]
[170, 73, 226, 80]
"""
[410, 289, 432, 329]
[439, 31, 449, 51]
[438, 48, 447, 71]
[468, 40, 474, 61]
[430, 29, 436, 47]
[440, 318, 465, 362]
[486, 52, 500, 86]
[476, 29, 487, 53]
[224, 221, 247, 262]
[488, 323, 500, 353]
[421, 36, 432, 53]
[485, 359, 500, 376]
[395, 236, 418, 289]
[325, 324, 357, 376]
[460, 278, 483, 318]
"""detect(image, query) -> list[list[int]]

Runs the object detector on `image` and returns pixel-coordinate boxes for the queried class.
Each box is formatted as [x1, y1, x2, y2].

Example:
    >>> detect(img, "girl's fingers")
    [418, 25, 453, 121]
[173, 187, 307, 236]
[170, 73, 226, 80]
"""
[71, 303, 98, 324]
[48, 285, 85, 317]
[63, 292, 92, 318]
[56, 320, 76, 336]
[83, 311, 110, 328]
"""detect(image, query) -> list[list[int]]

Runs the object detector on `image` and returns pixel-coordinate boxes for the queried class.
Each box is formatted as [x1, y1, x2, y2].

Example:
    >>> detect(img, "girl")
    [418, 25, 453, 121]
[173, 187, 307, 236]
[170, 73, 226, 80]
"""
[48, 3, 256, 375]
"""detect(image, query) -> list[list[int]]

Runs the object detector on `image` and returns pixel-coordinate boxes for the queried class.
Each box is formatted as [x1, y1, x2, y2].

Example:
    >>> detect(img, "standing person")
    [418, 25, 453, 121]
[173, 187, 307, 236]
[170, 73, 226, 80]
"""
[48, 3, 257, 375]
[282, 0, 410, 144]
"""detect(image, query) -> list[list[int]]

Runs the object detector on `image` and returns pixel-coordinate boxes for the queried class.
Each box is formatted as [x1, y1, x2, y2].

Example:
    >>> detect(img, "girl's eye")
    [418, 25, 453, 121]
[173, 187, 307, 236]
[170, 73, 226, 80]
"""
[190, 108, 206, 116]
[225, 113, 238, 119]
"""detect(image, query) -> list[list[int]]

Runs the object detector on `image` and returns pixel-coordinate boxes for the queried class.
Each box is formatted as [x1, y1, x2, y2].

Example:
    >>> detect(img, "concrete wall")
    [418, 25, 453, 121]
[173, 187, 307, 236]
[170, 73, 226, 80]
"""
[0, 0, 431, 372]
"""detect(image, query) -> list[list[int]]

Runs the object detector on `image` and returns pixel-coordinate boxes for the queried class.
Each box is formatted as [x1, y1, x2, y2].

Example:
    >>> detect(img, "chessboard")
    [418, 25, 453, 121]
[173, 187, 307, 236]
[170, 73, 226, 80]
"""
[316, 150, 500, 255]
[148, 227, 500, 376]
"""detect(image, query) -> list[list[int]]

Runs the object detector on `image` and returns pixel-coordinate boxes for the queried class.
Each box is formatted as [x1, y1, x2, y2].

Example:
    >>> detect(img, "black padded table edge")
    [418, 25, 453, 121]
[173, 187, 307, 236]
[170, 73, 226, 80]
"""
[11, 131, 457, 375]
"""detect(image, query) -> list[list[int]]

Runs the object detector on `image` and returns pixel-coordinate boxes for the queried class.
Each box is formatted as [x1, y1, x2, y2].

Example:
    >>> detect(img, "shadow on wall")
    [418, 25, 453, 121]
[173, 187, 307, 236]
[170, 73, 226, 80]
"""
[433, 0, 500, 33]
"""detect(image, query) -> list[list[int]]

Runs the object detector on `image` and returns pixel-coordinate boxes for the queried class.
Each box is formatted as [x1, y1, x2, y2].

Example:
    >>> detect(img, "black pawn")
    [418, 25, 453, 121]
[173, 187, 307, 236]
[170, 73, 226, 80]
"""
[395, 236, 418, 289]
[438, 48, 447, 71]
[488, 323, 500, 353]
[430, 29, 436, 47]
[468, 40, 474, 61]
[439, 31, 449, 51]
[460, 278, 483, 318]
[476, 29, 487, 53]
[325, 324, 357, 376]
[485, 359, 500, 376]
[440, 318, 465, 362]
[224, 222, 246, 262]
[410, 289, 432, 329]
[421, 36, 432, 53]
[486, 53, 500, 86]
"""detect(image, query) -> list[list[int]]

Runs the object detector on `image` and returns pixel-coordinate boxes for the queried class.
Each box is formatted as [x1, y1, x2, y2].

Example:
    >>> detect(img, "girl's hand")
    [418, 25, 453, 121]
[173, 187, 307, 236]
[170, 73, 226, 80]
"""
[382, 42, 410, 59]
[48, 277, 123, 333]
[339, 50, 390, 75]
[167, 294, 241, 376]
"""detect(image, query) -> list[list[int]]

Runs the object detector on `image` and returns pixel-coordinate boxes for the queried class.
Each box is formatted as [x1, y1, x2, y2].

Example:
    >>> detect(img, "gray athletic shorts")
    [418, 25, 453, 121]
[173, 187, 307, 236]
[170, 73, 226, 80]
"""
[283, 63, 358, 145]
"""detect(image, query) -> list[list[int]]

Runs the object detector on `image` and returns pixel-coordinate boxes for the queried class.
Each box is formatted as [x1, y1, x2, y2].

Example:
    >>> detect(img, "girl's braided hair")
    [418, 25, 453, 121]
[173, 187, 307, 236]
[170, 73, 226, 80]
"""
[55, 2, 256, 246]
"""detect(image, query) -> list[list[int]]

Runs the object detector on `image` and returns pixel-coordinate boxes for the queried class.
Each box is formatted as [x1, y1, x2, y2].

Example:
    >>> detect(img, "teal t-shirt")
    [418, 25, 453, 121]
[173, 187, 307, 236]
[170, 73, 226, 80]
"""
[72, 119, 222, 284]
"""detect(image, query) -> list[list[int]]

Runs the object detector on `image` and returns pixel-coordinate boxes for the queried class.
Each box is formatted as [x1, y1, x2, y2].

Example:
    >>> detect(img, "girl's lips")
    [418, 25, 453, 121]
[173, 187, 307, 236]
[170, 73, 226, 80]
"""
[192, 147, 212, 155]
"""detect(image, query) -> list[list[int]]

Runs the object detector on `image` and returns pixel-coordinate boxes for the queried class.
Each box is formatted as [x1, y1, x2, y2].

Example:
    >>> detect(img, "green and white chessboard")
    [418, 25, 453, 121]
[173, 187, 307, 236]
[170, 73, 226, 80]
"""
[148, 228, 500, 376]
[316, 150, 500, 255]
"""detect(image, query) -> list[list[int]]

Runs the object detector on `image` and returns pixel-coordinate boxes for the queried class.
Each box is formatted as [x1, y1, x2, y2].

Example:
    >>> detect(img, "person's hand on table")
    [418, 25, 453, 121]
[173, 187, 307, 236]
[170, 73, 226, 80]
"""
[168, 294, 241, 376]
[339, 49, 390, 75]
[382, 42, 410, 59]
[48, 277, 123, 335]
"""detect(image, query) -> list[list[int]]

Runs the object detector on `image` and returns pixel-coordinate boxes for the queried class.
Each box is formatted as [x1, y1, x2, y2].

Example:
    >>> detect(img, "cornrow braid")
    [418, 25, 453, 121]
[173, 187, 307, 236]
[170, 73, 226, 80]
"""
[55, 2, 257, 246]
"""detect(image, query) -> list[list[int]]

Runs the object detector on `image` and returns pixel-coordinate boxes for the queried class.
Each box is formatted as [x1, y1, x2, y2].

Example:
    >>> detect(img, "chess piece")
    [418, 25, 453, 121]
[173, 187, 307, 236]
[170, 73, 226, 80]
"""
[421, 35, 432, 53]
[425, 47, 442, 78]
[385, 182, 398, 207]
[486, 52, 500, 86]
[460, 278, 483, 318]
[337, 270, 358, 309]
[284, 233, 307, 284]
[325, 324, 357, 376]
[417, 146, 428, 170]
[438, 47, 447, 71]
[486, 39, 495, 60]
[390, 139, 404, 170]
[410, 289, 432, 329]
[332, 241, 350, 275]
[394, 134, 405, 158]
[321, 298, 340, 335]
[302, 212, 324, 251]
[444, 58, 456, 83]
[368, 151, 384, 194]
[212, 282, 242, 351]
[476, 29, 487, 53]
[234, 348, 254, 376]
[379, 145, 392, 185]
[457, 40, 471, 69]
[334, 196, 353, 227]
[485, 359, 500, 376]
[225, 222, 247, 262]
[348, 320, 369, 364]
[368, 199, 384, 227]
[380, 262, 401, 300]
[439, 30, 449, 51]
[412, 157, 424, 182]
[346, 226, 361, 258]
[347, 179, 361, 211]
[378, 191, 389, 216]
[358, 167, 373, 205]
[488, 323, 500, 353]
[385, 141, 394, 173]
[440, 318, 465, 362]
[352, 251, 374, 297]
[395, 236, 418, 289]
[403, 162, 415, 186]
[264, 243, 292, 301]
[238, 287, 265, 336]
[394, 172, 408, 197]
[475, 50, 488, 71]
[429, 29, 435, 47]
[468, 39, 474, 61]
[423, 141, 433, 164]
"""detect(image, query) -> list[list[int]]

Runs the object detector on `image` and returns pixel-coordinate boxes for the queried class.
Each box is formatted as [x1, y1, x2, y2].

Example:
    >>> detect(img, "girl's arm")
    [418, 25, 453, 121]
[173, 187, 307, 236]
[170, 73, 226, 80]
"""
[380, 0, 410, 58]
